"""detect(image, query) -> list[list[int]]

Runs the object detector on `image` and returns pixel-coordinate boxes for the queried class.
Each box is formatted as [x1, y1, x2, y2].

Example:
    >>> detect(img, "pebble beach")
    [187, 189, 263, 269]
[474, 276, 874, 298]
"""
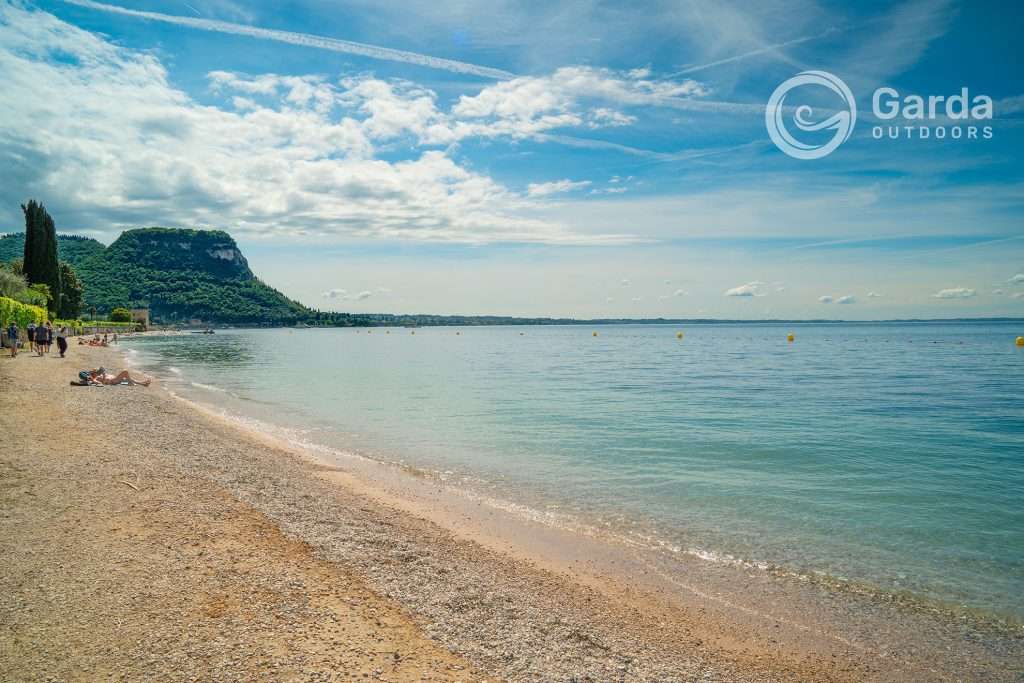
[2, 342, 1022, 682]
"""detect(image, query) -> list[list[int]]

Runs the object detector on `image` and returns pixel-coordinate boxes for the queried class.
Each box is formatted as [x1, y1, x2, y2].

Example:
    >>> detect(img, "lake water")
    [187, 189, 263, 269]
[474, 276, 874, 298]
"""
[122, 322, 1024, 620]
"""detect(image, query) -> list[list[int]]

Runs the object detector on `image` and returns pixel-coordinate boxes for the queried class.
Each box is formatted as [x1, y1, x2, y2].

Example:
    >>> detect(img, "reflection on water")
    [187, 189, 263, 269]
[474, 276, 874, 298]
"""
[128, 333, 259, 367]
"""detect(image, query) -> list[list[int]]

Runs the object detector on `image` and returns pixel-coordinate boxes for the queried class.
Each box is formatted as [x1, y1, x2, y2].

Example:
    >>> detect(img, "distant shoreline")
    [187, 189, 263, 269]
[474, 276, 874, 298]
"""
[157, 316, 1024, 330]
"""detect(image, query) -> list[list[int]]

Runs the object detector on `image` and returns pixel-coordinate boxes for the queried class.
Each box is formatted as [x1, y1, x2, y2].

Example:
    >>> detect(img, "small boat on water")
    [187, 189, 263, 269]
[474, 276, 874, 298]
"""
[190, 328, 215, 334]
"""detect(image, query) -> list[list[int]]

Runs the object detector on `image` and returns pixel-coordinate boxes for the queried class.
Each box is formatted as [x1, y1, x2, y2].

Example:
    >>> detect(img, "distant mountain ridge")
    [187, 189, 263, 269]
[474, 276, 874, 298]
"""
[1, 228, 311, 324]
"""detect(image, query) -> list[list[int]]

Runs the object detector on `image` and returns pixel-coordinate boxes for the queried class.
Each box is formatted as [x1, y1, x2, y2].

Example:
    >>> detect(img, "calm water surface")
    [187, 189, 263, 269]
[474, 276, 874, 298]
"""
[122, 323, 1024, 619]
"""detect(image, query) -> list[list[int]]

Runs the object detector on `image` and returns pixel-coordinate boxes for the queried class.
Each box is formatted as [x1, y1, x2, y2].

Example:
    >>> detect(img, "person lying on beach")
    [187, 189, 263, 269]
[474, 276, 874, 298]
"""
[73, 368, 151, 386]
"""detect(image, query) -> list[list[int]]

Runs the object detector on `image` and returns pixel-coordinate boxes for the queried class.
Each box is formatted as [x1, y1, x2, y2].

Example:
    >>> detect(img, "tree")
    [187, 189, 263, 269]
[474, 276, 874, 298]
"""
[21, 200, 61, 315]
[0, 268, 27, 299]
[58, 262, 84, 319]
[28, 283, 51, 308]
[110, 307, 132, 322]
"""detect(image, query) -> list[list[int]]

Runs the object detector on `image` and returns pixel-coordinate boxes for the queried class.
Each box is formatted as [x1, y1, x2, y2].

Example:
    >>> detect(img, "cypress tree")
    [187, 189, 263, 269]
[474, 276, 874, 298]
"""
[21, 200, 62, 316]
[21, 200, 41, 281]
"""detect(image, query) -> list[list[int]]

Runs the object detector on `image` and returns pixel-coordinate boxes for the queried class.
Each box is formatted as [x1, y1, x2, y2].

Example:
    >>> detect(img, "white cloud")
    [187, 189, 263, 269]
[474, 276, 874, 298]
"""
[836, 295, 856, 304]
[322, 288, 374, 301]
[0, 5, 636, 246]
[933, 287, 976, 299]
[819, 295, 834, 304]
[725, 282, 763, 297]
[588, 108, 636, 128]
[1009, 274, 1024, 284]
[993, 289, 1004, 295]
[526, 179, 592, 197]
[451, 66, 707, 138]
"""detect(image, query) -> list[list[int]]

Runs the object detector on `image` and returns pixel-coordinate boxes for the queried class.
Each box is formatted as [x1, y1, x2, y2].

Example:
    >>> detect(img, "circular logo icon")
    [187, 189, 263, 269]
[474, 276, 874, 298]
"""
[765, 70, 856, 160]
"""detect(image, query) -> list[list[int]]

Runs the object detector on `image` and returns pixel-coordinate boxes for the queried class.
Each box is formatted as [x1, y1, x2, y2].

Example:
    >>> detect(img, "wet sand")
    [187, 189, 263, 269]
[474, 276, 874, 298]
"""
[2, 343, 1021, 681]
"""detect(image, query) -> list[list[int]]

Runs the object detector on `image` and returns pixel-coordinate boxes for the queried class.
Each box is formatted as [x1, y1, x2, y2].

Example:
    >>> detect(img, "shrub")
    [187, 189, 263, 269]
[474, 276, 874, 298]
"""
[0, 296, 47, 329]
[109, 306, 132, 322]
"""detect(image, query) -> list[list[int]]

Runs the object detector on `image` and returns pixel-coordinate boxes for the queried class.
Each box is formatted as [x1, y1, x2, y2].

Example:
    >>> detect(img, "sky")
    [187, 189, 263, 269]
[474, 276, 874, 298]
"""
[0, 0, 1022, 319]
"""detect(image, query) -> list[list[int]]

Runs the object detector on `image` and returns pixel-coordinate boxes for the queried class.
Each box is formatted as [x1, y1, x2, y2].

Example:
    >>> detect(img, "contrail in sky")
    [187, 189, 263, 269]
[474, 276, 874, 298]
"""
[664, 27, 841, 77]
[61, 0, 515, 80]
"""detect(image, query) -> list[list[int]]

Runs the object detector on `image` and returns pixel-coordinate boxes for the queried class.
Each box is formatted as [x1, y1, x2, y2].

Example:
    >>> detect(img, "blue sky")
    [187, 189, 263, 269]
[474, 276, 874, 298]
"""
[1, 0, 1022, 318]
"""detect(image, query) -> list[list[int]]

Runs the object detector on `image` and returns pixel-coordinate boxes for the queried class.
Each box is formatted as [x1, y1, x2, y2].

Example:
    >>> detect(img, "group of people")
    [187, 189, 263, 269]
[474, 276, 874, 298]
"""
[4, 320, 150, 386]
[78, 333, 117, 348]
[4, 321, 69, 358]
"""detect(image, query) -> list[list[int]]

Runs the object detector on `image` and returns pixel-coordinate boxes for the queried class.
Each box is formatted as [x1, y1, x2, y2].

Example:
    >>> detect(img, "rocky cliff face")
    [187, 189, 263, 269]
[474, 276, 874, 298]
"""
[106, 228, 253, 280]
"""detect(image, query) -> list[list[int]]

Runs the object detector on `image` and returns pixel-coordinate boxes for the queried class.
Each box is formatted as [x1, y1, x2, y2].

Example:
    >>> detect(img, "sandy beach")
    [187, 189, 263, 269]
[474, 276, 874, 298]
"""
[2, 341, 1021, 682]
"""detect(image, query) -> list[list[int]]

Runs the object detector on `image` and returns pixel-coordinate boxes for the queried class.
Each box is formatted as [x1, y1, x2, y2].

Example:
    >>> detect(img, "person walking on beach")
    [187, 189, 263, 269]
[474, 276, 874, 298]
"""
[56, 325, 68, 358]
[6, 321, 19, 358]
[43, 322, 54, 355]
[26, 321, 36, 353]
[36, 322, 49, 356]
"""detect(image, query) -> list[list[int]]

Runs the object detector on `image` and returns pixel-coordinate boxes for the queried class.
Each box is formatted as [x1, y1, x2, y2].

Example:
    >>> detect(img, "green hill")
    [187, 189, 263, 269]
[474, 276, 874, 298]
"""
[0, 232, 106, 268]
[2, 228, 312, 324]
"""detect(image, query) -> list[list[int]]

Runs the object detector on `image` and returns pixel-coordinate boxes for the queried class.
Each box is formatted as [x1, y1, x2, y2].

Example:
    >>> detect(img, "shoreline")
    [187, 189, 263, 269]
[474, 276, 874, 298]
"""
[4, 343, 1022, 681]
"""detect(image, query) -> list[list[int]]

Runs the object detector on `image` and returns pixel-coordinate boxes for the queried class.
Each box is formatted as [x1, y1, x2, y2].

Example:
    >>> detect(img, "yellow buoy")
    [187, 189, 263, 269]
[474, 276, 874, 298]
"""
[592, 331, 598, 337]
[1016, 336, 1024, 347]
[411, 330, 415, 335]
[676, 331, 684, 340]
[787, 333, 795, 342]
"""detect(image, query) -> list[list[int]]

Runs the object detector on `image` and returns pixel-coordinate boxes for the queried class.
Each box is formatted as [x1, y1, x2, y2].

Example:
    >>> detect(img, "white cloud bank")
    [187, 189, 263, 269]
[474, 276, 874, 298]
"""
[0, 4, 660, 245]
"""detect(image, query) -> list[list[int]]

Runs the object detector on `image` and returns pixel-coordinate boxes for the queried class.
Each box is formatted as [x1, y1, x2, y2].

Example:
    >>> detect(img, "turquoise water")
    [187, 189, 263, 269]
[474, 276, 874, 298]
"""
[122, 323, 1024, 619]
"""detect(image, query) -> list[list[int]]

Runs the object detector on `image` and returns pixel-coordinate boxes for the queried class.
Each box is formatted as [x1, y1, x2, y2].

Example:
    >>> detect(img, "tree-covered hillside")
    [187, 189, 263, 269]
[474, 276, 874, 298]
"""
[0, 233, 105, 268]
[1, 228, 311, 324]
[77, 228, 312, 323]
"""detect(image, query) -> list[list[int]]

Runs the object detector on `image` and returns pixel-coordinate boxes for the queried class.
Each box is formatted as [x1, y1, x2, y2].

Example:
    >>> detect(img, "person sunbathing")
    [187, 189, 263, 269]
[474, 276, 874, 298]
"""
[77, 367, 151, 386]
